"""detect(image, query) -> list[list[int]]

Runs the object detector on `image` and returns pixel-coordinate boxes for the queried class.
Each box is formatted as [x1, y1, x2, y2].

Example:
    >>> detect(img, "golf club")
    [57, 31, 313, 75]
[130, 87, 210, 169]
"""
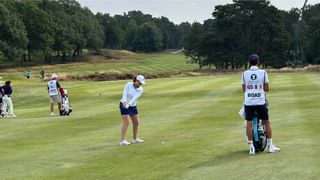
[97, 92, 116, 103]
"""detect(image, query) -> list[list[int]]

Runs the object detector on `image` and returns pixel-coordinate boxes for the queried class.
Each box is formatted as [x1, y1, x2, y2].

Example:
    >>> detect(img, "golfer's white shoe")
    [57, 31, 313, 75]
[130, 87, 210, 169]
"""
[249, 145, 255, 155]
[268, 145, 280, 153]
[11, 114, 16, 118]
[120, 140, 130, 146]
[132, 138, 144, 144]
[50, 112, 56, 117]
[2, 112, 8, 117]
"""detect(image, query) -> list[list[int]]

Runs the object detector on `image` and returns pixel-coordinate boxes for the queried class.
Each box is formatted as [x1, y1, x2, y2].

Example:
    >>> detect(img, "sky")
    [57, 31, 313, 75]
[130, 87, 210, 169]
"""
[77, 0, 319, 24]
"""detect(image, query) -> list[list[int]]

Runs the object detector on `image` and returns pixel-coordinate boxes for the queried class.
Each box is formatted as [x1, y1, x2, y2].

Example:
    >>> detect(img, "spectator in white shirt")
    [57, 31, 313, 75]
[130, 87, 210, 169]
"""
[119, 75, 145, 145]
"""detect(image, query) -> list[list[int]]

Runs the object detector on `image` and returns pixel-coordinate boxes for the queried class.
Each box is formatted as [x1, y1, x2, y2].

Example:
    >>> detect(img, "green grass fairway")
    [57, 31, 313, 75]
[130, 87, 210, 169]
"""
[1, 51, 197, 78]
[0, 73, 319, 179]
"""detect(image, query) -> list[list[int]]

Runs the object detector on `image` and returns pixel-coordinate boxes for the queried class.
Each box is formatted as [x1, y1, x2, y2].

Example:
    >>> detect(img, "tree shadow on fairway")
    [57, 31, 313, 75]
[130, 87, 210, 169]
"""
[189, 150, 248, 169]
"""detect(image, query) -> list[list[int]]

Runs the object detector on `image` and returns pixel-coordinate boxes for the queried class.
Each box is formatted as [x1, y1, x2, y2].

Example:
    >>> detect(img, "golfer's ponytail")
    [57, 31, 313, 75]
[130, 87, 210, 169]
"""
[133, 75, 137, 83]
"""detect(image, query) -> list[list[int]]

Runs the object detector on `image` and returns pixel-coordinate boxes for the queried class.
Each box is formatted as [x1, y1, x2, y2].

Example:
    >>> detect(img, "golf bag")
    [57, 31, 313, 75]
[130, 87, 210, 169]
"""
[60, 88, 72, 116]
[239, 107, 267, 153]
[251, 112, 267, 152]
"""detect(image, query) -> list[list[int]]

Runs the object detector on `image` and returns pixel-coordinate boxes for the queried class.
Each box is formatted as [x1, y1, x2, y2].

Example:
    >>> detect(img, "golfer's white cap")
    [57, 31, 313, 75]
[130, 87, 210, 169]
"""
[136, 75, 145, 84]
[51, 73, 58, 79]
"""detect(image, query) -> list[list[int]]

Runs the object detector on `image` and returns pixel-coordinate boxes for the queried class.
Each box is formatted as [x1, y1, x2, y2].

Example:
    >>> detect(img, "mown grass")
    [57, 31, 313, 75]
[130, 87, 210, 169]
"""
[0, 51, 197, 79]
[0, 73, 319, 179]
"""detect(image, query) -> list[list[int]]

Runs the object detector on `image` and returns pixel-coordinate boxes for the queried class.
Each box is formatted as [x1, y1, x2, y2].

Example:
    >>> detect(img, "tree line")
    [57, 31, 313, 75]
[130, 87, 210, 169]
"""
[95, 11, 190, 52]
[1, 0, 319, 69]
[0, 0, 191, 65]
[0, 0, 104, 65]
[184, 0, 320, 69]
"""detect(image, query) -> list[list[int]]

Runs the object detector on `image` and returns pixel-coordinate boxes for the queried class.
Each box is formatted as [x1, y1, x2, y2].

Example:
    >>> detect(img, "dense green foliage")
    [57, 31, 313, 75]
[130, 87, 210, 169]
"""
[0, 0, 190, 65]
[0, 73, 319, 179]
[0, 0, 104, 65]
[0, 1, 28, 62]
[0, 0, 319, 68]
[95, 11, 188, 52]
[184, 0, 320, 69]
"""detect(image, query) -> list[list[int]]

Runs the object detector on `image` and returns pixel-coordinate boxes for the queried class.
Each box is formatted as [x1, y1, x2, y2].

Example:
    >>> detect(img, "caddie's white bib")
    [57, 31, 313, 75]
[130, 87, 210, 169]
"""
[48, 80, 59, 96]
[242, 66, 268, 106]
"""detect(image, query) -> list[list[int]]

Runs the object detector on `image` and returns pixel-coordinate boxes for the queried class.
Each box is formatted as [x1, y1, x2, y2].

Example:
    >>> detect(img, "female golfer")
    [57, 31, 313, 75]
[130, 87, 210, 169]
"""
[119, 75, 145, 145]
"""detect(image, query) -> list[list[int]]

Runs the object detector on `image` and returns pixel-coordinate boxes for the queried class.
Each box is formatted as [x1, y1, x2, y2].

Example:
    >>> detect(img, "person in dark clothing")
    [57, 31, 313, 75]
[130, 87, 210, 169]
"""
[40, 70, 45, 79]
[1, 80, 16, 117]
[0, 82, 3, 117]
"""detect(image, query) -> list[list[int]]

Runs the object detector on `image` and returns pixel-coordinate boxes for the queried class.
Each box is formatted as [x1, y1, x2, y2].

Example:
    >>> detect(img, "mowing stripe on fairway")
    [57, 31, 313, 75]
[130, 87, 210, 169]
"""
[0, 73, 319, 179]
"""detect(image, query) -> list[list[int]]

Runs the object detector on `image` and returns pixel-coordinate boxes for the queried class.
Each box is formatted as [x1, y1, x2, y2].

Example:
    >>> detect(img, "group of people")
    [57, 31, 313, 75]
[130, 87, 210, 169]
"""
[0, 72, 66, 118]
[25, 69, 45, 79]
[118, 54, 280, 156]
[0, 80, 16, 118]
[1, 54, 280, 155]
[45, 71, 145, 145]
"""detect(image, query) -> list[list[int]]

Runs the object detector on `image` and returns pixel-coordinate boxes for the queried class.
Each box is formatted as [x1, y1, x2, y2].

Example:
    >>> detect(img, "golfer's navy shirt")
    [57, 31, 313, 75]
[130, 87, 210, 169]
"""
[2, 85, 12, 96]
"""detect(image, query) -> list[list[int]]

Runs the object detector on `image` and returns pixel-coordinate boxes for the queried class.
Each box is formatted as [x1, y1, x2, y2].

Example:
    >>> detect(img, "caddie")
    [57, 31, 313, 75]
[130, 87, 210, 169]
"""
[241, 54, 280, 155]
[48, 74, 62, 116]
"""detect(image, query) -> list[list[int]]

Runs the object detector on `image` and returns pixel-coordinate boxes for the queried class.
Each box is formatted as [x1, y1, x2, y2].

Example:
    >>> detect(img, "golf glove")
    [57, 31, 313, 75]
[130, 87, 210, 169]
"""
[123, 103, 129, 109]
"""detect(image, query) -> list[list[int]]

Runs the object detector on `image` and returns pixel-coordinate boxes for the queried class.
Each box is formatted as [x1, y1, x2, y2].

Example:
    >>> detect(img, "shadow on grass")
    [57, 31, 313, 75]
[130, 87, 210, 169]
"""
[189, 150, 248, 169]
[84, 144, 119, 151]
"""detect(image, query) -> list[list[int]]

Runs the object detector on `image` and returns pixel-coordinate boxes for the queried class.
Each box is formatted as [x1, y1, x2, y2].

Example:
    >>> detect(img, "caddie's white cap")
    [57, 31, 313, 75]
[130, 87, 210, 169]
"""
[136, 75, 145, 84]
[51, 73, 58, 79]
